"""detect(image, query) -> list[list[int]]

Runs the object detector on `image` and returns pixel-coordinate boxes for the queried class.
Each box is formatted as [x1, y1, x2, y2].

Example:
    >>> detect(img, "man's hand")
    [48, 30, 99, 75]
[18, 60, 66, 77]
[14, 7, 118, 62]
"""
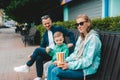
[27, 53, 32, 60]
[67, 43, 73, 48]
[46, 47, 50, 53]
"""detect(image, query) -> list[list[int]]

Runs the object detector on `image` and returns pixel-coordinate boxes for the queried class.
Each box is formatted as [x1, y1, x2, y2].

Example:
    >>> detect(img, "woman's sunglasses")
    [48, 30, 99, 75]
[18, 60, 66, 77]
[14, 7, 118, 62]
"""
[75, 21, 87, 26]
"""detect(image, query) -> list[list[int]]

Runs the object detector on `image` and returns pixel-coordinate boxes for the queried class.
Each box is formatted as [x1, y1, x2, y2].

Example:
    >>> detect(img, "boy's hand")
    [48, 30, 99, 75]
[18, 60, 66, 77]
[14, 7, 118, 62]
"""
[53, 61, 58, 65]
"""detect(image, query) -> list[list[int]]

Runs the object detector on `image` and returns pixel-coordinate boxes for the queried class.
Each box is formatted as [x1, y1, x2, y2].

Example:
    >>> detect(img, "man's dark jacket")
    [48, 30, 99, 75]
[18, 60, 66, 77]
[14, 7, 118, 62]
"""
[40, 26, 75, 49]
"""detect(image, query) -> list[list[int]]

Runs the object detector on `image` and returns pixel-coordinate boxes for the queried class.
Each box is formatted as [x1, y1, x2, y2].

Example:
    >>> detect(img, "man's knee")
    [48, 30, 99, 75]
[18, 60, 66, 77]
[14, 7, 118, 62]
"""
[34, 47, 46, 54]
[35, 47, 41, 52]
[36, 55, 42, 61]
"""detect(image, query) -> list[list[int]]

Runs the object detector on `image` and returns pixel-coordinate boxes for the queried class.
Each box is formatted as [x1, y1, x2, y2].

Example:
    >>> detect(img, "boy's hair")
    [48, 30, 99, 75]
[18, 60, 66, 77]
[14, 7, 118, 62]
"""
[54, 31, 63, 38]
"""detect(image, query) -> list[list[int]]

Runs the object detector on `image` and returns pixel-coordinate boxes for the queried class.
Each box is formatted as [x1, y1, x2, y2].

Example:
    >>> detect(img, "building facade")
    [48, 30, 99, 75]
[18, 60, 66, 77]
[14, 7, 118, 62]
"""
[62, 0, 120, 21]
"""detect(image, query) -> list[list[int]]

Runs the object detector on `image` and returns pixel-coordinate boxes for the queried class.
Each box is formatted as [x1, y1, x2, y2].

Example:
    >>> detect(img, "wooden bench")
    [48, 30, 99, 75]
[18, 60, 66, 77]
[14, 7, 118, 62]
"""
[63, 29, 120, 80]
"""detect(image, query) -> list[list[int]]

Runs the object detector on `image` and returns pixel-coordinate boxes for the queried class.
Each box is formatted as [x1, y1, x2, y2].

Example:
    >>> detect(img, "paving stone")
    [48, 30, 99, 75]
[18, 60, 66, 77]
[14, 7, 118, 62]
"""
[0, 28, 39, 80]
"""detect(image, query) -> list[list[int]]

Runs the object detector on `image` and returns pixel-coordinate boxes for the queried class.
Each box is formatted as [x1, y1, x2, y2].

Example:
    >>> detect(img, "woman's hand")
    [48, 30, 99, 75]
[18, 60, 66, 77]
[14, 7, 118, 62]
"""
[61, 62, 69, 70]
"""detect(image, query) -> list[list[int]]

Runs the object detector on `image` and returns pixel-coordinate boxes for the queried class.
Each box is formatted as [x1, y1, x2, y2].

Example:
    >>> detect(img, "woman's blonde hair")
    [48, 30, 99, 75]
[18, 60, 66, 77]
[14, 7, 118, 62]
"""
[76, 14, 92, 39]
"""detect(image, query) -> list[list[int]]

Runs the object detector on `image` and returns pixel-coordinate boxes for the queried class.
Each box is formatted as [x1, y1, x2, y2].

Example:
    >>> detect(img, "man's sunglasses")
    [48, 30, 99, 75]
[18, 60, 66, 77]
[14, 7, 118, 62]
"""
[41, 15, 50, 20]
[75, 21, 87, 26]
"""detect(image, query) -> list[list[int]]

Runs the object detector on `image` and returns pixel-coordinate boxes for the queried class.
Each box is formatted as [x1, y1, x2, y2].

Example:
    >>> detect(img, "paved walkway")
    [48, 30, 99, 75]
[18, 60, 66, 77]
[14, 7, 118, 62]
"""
[0, 28, 39, 80]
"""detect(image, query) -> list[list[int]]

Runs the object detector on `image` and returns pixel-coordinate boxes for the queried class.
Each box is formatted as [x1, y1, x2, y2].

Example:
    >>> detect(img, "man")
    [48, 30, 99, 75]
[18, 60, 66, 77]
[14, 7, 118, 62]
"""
[14, 15, 75, 80]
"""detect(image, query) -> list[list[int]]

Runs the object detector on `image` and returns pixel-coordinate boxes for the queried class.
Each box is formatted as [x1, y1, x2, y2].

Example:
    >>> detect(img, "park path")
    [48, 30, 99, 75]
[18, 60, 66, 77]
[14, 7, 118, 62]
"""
[0, 27, 39, 80]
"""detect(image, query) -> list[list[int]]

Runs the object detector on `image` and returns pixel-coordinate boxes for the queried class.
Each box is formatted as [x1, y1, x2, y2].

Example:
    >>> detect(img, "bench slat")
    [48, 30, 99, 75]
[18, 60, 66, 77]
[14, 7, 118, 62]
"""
[110, 35, 120, 80]
[103, 34, 118, 80]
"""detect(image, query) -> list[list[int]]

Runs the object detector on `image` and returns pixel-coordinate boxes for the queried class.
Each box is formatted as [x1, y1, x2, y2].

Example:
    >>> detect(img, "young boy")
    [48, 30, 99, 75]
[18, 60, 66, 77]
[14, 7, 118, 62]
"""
[44, 31, 69, 80]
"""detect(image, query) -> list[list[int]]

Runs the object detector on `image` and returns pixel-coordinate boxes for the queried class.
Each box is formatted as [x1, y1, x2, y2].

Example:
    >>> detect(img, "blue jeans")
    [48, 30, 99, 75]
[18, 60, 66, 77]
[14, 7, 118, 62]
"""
[26, 47, 51, 77]
[47, 64, 84, 80]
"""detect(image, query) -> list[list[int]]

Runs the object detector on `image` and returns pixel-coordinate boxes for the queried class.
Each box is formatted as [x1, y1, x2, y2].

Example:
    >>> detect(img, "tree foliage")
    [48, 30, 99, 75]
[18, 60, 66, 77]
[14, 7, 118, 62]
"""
[0, 0, 61, 24]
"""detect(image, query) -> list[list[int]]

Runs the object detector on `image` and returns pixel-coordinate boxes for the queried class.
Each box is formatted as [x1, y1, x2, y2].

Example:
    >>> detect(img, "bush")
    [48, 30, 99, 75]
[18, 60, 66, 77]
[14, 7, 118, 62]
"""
[35, 24, 45, 37]
[92, 16, 120, 31]
[53, 20, 76, 29]
[36, 16, 120, 40]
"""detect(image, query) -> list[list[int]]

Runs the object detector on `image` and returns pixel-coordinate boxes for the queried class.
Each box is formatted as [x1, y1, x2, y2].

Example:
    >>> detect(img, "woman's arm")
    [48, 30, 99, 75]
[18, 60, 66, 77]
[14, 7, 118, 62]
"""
[67, 36, 101, 70]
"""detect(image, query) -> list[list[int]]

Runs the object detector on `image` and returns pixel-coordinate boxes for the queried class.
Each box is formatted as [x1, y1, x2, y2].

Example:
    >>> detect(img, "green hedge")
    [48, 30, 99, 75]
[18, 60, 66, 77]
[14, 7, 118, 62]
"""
[92, 16, 120, 31]
[36, 16, 120, 39]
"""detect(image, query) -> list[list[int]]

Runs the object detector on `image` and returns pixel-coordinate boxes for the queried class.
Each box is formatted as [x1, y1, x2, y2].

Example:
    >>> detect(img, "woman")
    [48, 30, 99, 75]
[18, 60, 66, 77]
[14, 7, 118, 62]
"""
[47, 14, 102, 80]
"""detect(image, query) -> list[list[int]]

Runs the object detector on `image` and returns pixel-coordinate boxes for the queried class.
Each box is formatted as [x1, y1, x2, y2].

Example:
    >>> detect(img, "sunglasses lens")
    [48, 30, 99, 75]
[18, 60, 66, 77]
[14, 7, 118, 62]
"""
[80, 22, 84, 25]
[75, 21, 86, 27]
[75, 22, 84, 26]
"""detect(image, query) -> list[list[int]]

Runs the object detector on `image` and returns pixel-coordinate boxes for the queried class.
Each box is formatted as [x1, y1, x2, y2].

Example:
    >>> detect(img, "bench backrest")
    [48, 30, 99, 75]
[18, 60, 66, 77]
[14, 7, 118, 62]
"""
[65, 29, 120, 80]
[94, 31, 120, 80]
[28, 27, 38, 36]
[28, 27, 40, 45]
